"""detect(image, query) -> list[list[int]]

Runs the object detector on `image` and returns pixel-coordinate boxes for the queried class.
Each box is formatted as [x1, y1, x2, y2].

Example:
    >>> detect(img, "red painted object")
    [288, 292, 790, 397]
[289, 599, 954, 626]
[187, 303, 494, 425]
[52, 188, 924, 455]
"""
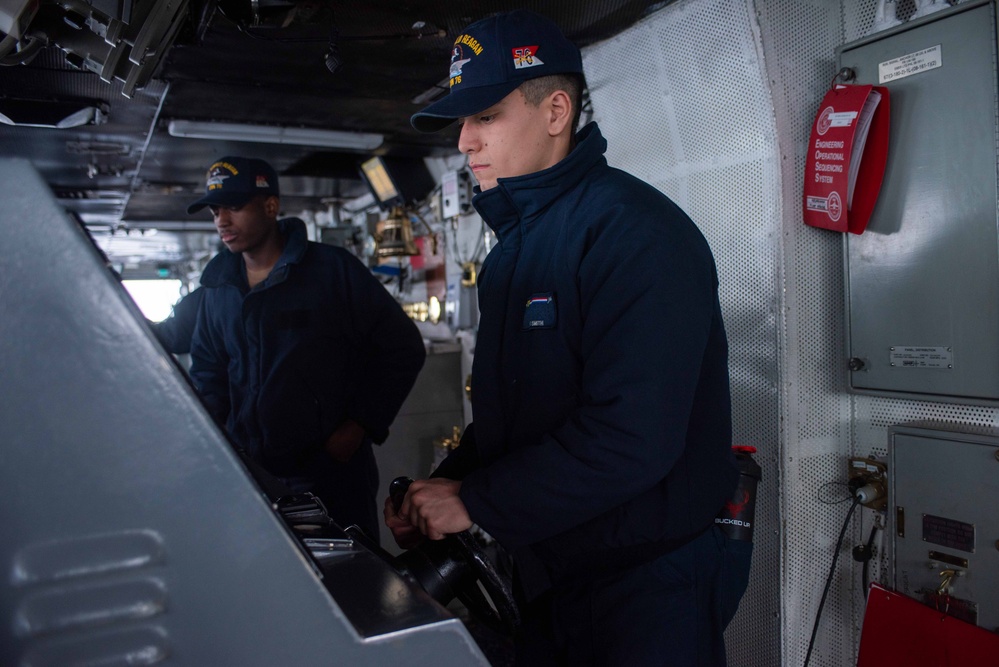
[715, 445, 761, 542]
[858, 583, 999, 666]
[803, 83, 890, 235]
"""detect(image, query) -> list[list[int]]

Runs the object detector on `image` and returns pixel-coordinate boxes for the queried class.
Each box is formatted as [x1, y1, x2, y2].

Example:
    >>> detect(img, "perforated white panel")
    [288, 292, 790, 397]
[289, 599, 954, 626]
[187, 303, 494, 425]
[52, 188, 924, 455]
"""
[584, 2, 782, 665]
[585, 1, 998, 665]
[751, 0, 857, 664]
[755, 1, 999, 665]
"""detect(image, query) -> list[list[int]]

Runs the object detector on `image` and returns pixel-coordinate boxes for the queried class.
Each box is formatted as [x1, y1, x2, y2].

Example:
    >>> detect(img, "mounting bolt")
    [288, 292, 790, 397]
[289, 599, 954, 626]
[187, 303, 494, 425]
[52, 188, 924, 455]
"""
[835, 67, 857, 83]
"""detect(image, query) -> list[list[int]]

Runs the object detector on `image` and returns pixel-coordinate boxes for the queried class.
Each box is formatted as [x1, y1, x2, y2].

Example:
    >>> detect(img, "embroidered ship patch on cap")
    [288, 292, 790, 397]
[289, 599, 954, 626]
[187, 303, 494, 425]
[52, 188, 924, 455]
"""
[513, 45, 544, 69]
[206, 161, 238, 191]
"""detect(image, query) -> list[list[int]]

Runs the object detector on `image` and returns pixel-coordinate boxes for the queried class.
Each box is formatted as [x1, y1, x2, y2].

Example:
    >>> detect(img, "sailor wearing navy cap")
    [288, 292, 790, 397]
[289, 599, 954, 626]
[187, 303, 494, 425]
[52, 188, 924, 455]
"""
[187, 155, 426, 543]
[187, 156, 280, 215]
[389, 10, 749, 666]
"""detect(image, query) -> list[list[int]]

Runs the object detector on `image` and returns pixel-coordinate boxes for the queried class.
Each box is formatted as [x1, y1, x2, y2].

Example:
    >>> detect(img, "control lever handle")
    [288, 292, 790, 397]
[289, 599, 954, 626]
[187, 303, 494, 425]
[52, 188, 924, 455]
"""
[385, 474, 520, 633]
[390, 476, 414, 514]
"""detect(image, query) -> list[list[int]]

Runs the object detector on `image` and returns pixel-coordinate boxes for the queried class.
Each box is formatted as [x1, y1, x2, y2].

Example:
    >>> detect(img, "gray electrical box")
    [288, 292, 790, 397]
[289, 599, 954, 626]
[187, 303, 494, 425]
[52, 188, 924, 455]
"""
[889, 422, 999, 631]
[840, 0, 999, 403]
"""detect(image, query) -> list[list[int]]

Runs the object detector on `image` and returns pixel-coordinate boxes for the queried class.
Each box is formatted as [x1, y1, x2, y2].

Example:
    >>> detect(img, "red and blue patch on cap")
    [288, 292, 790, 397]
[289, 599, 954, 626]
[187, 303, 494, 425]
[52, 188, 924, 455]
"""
[513, 46, 544, 69]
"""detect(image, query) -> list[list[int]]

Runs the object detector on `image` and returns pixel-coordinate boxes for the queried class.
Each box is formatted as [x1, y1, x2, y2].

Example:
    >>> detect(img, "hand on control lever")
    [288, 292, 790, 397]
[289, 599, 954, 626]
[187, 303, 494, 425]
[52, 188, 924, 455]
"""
[404, 478, 472, 540]
[383, 476, 521, 633]
[383, 494, 423, 549]
[386, 476, 472, 543]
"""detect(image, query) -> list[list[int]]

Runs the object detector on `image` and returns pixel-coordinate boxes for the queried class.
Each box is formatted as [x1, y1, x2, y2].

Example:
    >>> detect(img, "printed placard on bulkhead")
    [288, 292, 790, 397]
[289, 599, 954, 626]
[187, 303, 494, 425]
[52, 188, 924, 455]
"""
[803, 84, 890, 234]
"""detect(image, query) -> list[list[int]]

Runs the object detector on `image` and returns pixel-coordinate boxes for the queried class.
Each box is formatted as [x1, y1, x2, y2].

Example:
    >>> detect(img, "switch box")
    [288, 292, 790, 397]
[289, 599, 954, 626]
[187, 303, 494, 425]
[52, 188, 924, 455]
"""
[441, 170, 471, 219]
[889, 422, 999, 631]
[839, 1, 999, 403]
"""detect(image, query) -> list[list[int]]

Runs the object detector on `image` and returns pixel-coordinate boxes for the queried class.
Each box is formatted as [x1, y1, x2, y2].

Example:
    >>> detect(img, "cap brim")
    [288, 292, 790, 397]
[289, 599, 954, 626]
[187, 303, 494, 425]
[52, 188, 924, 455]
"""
[186, 190, 255, 215]
[411, 80, 521, 133]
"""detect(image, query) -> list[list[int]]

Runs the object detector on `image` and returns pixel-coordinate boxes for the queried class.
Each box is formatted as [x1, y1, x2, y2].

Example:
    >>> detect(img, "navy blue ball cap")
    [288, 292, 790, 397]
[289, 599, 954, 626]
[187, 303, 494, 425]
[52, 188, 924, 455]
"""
[411, 10, 583, 133]
[187, 156, 280, 214]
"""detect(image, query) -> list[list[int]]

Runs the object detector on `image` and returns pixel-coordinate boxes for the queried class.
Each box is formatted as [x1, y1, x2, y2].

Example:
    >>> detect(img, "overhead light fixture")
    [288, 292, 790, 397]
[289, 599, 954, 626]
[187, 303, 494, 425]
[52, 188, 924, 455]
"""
[166, 120, 384, 151]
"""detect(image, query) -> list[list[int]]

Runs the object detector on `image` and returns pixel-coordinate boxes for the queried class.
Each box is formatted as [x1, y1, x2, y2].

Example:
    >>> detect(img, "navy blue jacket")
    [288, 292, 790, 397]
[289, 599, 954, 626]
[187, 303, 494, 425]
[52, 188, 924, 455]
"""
[435, 124, 738, 597]
[190, 219, 425, 512]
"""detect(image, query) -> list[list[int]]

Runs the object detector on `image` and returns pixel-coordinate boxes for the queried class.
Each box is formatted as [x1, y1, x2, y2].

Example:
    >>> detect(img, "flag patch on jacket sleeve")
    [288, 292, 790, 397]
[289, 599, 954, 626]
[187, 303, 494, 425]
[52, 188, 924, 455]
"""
[523, 292, 556, 330]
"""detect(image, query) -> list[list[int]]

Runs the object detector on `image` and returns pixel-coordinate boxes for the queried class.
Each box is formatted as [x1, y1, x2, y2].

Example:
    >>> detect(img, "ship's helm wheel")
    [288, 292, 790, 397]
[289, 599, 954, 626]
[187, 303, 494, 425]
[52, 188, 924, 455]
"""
[348, 476, 520, 636]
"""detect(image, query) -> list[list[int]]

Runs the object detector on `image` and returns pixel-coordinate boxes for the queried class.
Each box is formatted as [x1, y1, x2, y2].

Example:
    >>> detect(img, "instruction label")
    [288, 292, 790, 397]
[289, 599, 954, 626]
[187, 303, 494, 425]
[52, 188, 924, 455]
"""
[922, 513, 975, 553]
[889, 346, 952, 369]
[879, 45, 942, 84]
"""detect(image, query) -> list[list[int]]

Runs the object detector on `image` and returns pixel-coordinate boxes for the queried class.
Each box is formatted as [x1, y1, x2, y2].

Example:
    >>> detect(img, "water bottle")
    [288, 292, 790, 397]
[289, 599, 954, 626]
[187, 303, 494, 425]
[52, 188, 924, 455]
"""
[715, 445, 762, 541]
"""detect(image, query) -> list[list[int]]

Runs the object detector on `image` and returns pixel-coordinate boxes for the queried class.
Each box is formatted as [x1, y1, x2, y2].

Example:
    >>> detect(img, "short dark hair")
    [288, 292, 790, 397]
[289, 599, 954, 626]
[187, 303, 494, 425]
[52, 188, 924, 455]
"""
[519, 73, 584, 138]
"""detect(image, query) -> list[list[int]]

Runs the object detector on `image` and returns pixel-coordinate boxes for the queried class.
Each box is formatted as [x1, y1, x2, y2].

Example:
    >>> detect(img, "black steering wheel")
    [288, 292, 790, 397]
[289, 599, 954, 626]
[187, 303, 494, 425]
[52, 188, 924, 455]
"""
[377, 476, 521, 635]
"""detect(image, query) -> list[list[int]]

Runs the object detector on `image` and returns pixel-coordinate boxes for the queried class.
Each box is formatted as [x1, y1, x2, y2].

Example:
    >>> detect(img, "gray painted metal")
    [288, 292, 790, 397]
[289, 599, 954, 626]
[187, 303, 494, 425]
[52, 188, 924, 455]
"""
[841, 0, 999, 403]
[889, 422, 999, 631]
[0, 158, 489, 666]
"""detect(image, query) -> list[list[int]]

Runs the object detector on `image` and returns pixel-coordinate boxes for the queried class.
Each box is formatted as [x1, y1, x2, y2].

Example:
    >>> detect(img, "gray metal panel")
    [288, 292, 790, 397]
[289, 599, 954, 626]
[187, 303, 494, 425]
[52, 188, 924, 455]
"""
[0, 158, 489, 666]
[889, 422, 999, 631]
[841, 1, 999, 402]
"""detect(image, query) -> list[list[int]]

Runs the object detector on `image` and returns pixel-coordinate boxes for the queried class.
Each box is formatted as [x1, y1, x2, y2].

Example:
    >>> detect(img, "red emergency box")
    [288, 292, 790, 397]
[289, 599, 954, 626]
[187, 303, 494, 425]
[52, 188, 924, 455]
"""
[803, 84, 890, 234]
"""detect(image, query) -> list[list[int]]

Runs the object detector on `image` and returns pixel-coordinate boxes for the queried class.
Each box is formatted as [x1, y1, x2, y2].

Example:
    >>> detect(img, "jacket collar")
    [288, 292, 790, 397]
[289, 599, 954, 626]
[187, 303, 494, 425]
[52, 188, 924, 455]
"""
[201, 217, 309, 289]
[472, 122, 608, 242]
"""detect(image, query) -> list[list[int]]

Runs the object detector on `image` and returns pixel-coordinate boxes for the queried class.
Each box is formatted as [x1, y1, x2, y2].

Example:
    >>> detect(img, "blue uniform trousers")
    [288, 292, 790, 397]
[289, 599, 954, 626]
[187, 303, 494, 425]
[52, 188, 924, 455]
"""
[515, 526, 752, 667]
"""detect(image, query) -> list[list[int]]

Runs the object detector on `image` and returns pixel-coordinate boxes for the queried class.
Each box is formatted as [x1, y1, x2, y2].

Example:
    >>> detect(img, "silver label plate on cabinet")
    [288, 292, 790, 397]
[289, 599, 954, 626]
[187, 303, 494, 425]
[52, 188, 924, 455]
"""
[889, 346, 952, 369]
